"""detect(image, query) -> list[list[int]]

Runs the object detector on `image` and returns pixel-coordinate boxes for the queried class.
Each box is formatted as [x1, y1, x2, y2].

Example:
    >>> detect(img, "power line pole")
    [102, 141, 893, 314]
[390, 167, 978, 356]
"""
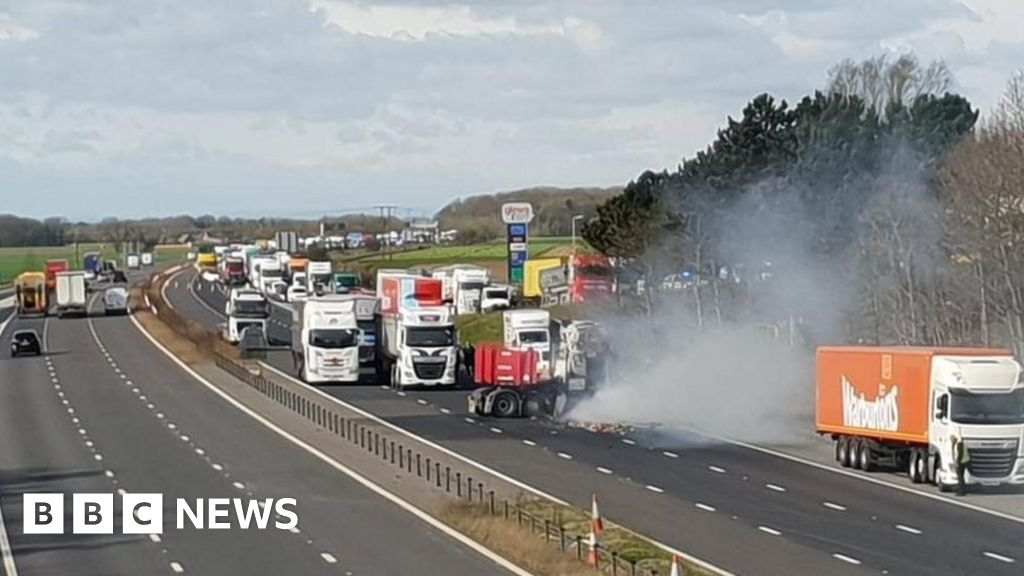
[374, 205, 398, 260]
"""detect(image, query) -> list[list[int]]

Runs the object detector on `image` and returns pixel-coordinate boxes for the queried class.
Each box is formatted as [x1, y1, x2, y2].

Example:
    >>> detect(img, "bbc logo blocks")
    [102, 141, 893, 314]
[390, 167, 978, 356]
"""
[23, 493, 162, 535]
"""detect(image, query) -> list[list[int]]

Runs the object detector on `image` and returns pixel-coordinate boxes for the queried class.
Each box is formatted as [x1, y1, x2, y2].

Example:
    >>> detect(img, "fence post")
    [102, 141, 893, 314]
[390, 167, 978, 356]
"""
[456, 472, 462, 497]
[575, 536, 583, 560]
[477, 482, 484, 503]
[503, 500, 509, 520]
[544, 519, 550, 542]
[416, 454, 422, 477]
[426, 457, 432, 482]
[558, 526, 565, 551]
[435, 462, 441, 487]
[466, 476, 473, 501]
[488, 491, 495, 515]
[611, 551, 618, 576]
[391, 441, 396, 464]
[399, 445, 404, 468]
[446, 467, 451, 493]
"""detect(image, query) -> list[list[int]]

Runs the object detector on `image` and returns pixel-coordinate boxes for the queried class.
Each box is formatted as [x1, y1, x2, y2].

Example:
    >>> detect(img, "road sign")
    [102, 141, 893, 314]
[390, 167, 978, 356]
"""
[506, 222, 529, 284]
[501, 203, 535, 224]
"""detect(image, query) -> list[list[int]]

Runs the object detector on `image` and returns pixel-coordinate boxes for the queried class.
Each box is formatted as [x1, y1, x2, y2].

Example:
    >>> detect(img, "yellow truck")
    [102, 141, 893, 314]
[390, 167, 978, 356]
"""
[14, 272, 48, 316]
[522, 258, 564, 300]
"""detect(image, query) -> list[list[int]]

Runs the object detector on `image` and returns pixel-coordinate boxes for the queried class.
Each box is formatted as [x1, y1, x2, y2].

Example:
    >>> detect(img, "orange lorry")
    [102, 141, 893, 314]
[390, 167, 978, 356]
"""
[816, 346, 1024, 491]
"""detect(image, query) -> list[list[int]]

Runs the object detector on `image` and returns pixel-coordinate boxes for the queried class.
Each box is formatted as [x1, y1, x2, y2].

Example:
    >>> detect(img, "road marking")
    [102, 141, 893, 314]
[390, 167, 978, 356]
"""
[983, 551, 1015, 564]
[157, 412, 165, 419]
[832, 553, 861, 565]
[621, 438, 637, 445]
[439, 408, 451, 414]
[896, 524, 922, 535]
[522, 439, 537, 447]
[645, 485, 665, 494]
[290, 527, 301, 534]
[758, 526, 782, 536]
[195, 448, 205, 456]
[765, 483, 787, 493]
[232, 482, 245, 491]
[170, 561, 185, 573]
[396, 391, 406, 397]
[85, 441, 94, 448]
[662, 451, 679, 459]
[558, 452, 573, 460]
[823, 502, 847, 511]
[132, 312, 541, 576]
[463, 417, 476, 424]
[320, 552, 338, 564]
[167, 423, 177, 430]
[708, 465, 726, 474]
[94, 454, 103, 461]
[695, 503, 716, 512]
[104, 470, 114, 478]
[0, 495, 20, 576]
[149, 534, 161, 543]
[78, 428, 87, 435]
[596, 467, 613, 475]
[416, 399, 428, 406]
[489, 427, 503, 434]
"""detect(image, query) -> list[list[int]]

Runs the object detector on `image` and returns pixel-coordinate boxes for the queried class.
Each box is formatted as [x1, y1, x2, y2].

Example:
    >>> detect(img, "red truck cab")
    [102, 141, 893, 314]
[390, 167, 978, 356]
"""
[568, 254, 613, 303]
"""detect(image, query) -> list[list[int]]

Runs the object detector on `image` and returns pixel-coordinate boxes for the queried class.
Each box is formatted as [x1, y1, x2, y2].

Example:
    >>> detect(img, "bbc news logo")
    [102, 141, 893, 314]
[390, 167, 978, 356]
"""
[24, 493, 298, 534]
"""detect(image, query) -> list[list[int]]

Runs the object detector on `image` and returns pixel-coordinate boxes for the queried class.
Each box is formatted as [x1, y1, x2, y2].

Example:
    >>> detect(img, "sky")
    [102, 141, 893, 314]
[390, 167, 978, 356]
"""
[0, 0, 1022, 221]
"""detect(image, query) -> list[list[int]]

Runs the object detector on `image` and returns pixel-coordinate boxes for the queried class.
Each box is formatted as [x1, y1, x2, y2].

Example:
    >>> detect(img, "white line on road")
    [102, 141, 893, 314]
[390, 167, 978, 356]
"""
[695, 503, 716, 512]
[489, 427, 503, 434]
[149, 534, 161, 543]
[645, 485, 664, 494]
[195, 448, 205, 456]
[232, 482, 245, 490]
[0, 495, 20, 576]
[896, 524, 922, 535]
[416, 399, 427, 406]
[758, 526, 782, 536]
[522, 439, 536, 447]
[662, 451, 679, 459]
[170, 561, 185, 573]
[983, 551, 1016, 564]
[621, 438, 637, 445]
[104, 470, 114, 478]
[180, 435, 190, 443]
[823, 502, 847, 512]
[765, 483, 787, 493]
[596, 467, 613, 475]
[832, 553, 862, 565]
[557, 452, 573, 460]
[439, 408, 451, 414]
[211, 463, 224, 472]
[464, 417, 476, 424]
[320, 552, 338, 564]
[708, 465, 726, 474]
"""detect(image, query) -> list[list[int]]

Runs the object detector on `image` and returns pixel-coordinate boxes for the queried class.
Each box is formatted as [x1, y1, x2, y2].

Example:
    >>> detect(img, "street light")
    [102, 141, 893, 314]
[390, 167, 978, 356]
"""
[570, 214, 585, 252]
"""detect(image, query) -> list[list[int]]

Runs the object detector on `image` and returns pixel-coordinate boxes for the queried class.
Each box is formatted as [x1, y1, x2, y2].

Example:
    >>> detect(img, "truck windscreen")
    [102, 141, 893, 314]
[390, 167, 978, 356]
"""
[518, 330, 548, 344]
[309, 329, 359, 349]
[405, 327, 454, 347]
[951, 388, 1024, 425]
[578, 265, 612, 278]
[234, 301, 268, 317]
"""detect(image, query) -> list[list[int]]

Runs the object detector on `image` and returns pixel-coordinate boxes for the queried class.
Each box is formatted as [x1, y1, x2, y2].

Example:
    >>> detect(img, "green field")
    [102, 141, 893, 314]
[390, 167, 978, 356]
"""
[0, 244, 189, 285]
[355, 237, 593, 267]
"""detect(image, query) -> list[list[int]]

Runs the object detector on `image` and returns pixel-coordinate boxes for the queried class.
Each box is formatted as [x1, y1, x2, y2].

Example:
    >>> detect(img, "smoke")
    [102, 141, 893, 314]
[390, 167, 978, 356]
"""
[566, 139, 943, 445]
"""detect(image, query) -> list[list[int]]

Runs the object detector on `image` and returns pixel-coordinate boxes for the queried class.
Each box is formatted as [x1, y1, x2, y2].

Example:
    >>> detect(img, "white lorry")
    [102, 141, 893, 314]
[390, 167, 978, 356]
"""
[291, 296, 361, 384]
[503, 309, 553, 378]
[223, 288, 269, 344]
[248, 255, 276, 288]
[336, 293, 379, 373]
[54, 271, 88, 318]
[257, 260, 285, 297]
[126, 254, 141, 269]
[103, 286, 130, 315]
[432, 265, 490, 315]
[376, 273, 458, 388]
[141, 252, 154, 266]
[306, 261, 334, 296]
[481, 284, 512, 313]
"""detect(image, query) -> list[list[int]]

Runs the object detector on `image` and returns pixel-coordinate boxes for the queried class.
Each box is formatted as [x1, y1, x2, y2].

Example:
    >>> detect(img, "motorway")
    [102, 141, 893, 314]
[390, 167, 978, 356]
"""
[0, 288, 515, 575]
[169, 267, 1024, 576]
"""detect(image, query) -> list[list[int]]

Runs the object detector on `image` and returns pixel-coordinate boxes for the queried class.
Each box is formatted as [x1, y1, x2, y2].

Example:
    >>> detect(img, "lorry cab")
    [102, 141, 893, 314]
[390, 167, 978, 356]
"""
[393, 307, 457, 385]
[481, 284, 512, 313]
[291, 297, 361, 384]
[333, 272, 360, 294]
[306, 261, 334, 296]
[503, 309, 552, 377]
[336, 294, 379, 370]
[928, 356, 1024, 488]
[224, 289, 269, 344]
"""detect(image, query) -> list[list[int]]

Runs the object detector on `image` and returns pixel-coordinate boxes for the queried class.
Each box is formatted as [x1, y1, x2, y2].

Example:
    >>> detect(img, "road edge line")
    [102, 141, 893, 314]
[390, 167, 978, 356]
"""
[128, 312, 534, 576]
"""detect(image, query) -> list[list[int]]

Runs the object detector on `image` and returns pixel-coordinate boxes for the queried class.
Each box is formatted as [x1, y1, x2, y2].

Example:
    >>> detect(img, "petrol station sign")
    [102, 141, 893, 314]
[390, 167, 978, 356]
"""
[502, 204, 533, 284]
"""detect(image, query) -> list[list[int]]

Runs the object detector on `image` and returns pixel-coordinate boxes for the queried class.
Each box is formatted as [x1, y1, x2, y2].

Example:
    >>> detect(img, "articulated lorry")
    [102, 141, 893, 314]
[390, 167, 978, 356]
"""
[432, 265, 490, 315]
[291, 296, 361, 384]
[817, 346, 1024, 491]
[15, 272, 47, 316]
[45, 259, 69, 294]
[306, 261, 333, 296]
[469, 317, 608, 418]
[219, 256, 247, 287]
[376, 273, 458, 388]
[522, 255, 614, 306]
[223, 288, 269, 344]
[336, 293, 379, 372]
[54, 271, 88, 318]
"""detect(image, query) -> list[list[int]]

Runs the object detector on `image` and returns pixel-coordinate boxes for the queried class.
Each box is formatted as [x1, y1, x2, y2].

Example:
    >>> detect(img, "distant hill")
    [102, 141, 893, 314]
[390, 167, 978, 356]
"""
[436, 186, 620, 243]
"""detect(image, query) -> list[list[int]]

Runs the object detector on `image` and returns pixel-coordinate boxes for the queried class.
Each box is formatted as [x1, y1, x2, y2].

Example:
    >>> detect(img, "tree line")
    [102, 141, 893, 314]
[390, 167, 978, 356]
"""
[583, 54, 1024, 355]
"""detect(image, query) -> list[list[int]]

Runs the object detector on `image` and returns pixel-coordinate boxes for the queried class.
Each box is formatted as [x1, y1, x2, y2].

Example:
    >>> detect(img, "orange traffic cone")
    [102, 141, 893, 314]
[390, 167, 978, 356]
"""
[587, 493, 604, 567]
[670, 554, 683, 576]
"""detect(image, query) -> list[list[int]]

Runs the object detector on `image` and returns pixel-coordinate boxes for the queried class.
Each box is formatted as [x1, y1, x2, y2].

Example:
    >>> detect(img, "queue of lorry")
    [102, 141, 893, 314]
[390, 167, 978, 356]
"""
[13, 252, 143, 318]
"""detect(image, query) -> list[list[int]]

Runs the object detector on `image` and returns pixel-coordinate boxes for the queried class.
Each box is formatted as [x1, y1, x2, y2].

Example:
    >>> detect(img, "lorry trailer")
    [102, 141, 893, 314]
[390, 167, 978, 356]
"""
[223, 288, 270, 344]
[54, 271, 88, 318]
[14, 272, 47, 316]
[816, 346, 1024, 491]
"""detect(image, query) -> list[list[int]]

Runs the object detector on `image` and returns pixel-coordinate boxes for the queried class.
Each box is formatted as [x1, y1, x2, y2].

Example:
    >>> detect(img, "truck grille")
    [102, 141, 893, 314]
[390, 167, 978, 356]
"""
[359, 346, 375, 362]
[413, 361, 446, 380]
[967, 439, 1019, 478]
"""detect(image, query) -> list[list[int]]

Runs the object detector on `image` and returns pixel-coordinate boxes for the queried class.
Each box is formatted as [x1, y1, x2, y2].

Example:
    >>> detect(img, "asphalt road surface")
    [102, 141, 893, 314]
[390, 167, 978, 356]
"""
[0, 289, 513, 575]
[167, 268, 1024, 576]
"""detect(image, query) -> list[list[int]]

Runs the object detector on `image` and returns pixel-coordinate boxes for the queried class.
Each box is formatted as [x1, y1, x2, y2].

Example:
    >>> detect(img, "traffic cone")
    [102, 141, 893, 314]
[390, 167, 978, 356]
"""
[587, 493, 604, 567]
[670, 554, 683, 576]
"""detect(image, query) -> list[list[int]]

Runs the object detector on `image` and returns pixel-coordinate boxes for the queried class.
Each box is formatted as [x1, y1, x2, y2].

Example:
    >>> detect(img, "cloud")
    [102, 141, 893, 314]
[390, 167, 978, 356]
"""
[0, 1, 1021, 219]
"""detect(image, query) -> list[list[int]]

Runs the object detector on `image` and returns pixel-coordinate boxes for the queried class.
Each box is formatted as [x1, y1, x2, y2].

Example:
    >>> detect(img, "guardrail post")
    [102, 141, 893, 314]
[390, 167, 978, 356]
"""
[374, 433, 380, 456]
[558, 526, 565, 551]
[488, 490, 495, 515]
[611, 552, 618, 576]
[456, 472, 462, 497]
[445, 467, 451, 493]
[477, 482, 483, 503]
[435, 462, 441, 487]
[425, 457, 431, 481]
[398, 445, 404, 468]
[575, 536, 582, 560]
[390, 441, 396, 464]
[465, 476, 472, 501]
[415, 454, 421, 477]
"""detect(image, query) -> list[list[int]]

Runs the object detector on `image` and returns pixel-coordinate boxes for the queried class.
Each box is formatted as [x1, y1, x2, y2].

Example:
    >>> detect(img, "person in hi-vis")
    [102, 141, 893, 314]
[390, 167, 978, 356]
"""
[951, 434, 972, 496]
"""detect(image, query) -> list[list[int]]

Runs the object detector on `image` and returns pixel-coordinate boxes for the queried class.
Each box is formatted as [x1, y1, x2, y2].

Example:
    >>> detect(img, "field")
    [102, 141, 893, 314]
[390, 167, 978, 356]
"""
[0, 244, 189, 285]
[354, 237, 593, 268]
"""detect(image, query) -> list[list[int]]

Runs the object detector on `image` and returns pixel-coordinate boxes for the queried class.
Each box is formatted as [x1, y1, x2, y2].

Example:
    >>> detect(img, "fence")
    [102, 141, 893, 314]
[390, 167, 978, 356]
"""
[142, 269, 697, 576]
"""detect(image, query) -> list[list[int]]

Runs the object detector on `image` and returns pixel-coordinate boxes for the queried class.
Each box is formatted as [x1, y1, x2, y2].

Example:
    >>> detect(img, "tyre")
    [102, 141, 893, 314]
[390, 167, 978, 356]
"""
[913, 450, 927, 484]
[390, 362, 400, 389]
[838, 437, 852, 468]
[858, 441, 875, 472]
[907, 450, 921, 483]
[492, 391, 520, 418]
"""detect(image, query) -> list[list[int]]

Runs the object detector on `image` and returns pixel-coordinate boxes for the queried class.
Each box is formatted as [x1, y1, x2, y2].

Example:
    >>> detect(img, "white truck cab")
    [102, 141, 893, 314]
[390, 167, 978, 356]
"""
[504, 309, 552, 378]
[390, 306, 458, 387]
[224, 288, 269, 344]
[307, 261, 334, 296]
[481, 284, 512, 313]
[291, 296, 361, 384]
[929, 356, 1024, 488]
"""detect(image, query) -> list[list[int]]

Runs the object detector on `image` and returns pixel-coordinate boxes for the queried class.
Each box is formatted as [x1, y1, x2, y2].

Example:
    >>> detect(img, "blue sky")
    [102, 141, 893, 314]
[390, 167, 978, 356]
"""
[0, 0, 1021, 220]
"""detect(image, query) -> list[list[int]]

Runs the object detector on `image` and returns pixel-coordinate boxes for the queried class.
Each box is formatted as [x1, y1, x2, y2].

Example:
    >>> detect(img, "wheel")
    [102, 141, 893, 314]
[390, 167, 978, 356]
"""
[858, 441, 875, 472]
[907, 450, 920, 483]
[390, 362, 400, 389]
[913, 450, 927, 484]
[838, 437, 852, 468]
[835, 438, 843, 462]
[492, 391, 520, 418]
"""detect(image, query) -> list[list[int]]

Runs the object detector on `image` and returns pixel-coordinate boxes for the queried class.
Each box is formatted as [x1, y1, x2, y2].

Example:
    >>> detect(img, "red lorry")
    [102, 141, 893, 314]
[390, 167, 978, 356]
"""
[568, 254, 613, 303]
[45, 259, 69, 294]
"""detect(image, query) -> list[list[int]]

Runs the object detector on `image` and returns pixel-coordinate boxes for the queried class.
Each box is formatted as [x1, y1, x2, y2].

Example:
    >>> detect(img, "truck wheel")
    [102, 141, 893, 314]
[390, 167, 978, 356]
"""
[837, 437, 852, 468]
[909, 449, 925, 484]
[390, 363, 400, 389]
[857, 442, 875, 472]
[492, 391, 520, 418]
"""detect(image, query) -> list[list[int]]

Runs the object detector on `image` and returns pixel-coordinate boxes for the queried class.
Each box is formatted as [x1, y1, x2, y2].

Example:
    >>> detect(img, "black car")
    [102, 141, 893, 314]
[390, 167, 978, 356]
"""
[10, 329, 42, 357]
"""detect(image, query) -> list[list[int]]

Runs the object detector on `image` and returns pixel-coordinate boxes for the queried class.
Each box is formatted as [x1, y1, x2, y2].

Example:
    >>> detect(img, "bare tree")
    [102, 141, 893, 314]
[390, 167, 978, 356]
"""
[828, 53, 954, 115]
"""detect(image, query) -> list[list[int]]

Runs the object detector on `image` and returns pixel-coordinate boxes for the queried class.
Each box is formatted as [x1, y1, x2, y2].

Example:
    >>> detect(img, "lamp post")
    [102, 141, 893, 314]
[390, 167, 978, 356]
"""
[570, 214, 584, 253]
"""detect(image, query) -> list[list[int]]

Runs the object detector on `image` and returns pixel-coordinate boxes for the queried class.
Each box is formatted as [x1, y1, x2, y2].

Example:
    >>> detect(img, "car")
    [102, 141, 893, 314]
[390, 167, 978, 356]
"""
[286, 285, 308, 302]
[10, 329, 42, 357]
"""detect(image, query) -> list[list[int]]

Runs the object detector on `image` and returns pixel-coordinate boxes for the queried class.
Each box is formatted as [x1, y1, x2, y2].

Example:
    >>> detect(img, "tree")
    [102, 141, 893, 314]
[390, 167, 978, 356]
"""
[827, 53, 954, 115]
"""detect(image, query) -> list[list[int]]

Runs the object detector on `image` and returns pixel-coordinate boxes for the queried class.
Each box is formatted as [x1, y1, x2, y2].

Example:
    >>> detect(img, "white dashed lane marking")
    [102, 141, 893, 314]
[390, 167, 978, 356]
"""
[170, 561, 185, 573]
[983, 551, 1015, 564]
[823, 502, 847, 512]
[645, 485, 664, 494]
[596, 467, 613, 475]
[832, 553, 861, 566]
[765, 483, 787, 493]
[320, 552, 338, 564]
[522, 439, 536, 447]
[621, 438, 637, 446]
[695, 503, 716, 512]
[662, 451, 679, 459]
[758, 526, 782, 536]
[708, 465, 727, 474]
[557, 452, 573, 460]
[896, 524, 922, 535]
